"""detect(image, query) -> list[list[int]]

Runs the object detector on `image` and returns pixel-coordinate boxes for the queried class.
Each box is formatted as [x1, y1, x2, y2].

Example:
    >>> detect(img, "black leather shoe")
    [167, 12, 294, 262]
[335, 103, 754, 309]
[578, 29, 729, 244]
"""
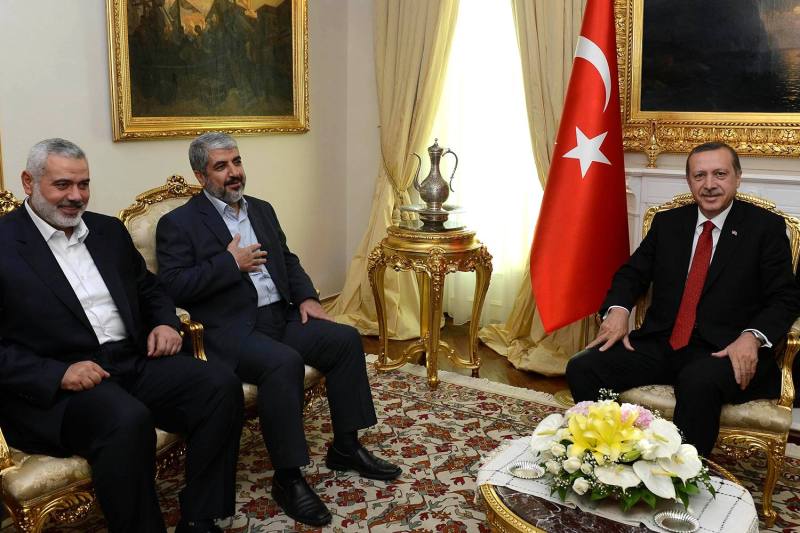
[326, 446, 402, 480]
[271, 476, 332, 527]
[174, 519, 223, 533]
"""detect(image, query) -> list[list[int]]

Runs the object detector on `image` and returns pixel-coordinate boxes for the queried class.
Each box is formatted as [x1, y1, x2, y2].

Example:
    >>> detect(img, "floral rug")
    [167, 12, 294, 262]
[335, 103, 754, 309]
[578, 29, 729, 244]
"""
[9, 357, 800, 532]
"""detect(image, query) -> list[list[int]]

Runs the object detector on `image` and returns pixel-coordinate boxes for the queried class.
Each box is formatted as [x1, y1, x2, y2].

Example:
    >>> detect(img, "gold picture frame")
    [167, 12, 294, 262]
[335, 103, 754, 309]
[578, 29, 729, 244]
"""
[107, 0, 309, 141]
[616, 0, 800, 166]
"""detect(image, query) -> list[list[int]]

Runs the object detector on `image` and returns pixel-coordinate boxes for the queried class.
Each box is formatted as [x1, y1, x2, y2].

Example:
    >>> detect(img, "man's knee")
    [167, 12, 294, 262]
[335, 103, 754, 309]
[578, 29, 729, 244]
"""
[566, 349, 601, 401]
[103, 401, 155, 450]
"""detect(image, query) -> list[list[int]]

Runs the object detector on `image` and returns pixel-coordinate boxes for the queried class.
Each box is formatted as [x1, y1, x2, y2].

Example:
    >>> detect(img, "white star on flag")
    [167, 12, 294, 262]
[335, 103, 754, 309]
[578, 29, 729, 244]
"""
[562, 127, 611, 178]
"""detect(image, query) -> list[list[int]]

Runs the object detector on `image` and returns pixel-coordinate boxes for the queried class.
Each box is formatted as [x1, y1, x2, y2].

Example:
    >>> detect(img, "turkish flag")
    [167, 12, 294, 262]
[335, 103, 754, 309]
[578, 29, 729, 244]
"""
[530, 0, 629, 333]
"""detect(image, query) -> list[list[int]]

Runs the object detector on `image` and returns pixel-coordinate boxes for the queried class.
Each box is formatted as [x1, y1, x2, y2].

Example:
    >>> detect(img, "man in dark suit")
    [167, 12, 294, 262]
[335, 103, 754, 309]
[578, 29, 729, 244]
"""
[567, 142, 800, 455]
[155, 132, 400, 527]
[0, 138, 243, 533]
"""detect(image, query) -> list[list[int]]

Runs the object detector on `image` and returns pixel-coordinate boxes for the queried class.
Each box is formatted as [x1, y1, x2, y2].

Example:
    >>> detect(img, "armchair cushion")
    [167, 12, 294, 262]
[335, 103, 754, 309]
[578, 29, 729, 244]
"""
[619, 386, 792, 434]
[2, 429, 180, 505]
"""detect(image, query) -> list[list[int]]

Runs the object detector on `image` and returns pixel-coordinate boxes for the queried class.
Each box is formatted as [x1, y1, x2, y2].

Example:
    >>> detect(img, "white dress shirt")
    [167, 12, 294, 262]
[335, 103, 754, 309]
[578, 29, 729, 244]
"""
[25, 200, 127, 343]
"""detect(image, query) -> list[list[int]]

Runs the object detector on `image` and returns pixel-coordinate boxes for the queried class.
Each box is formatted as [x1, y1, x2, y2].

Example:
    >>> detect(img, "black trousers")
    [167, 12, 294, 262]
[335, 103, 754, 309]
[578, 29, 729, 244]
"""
[565, 336, 780, 456]
[235, 301, 377, 468]
[48, 341, 244, 533]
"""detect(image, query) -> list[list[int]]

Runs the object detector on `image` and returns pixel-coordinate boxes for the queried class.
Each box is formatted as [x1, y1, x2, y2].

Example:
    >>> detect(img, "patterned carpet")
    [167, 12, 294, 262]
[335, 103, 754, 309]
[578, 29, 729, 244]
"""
[11, 356, 800, 532]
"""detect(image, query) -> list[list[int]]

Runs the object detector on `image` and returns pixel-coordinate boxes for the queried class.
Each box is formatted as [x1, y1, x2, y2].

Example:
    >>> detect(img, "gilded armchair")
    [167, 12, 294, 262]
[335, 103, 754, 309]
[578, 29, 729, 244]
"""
[0, 190, 188, 533]
[118, 175, 326, 421]
[619, 192, 800, 528]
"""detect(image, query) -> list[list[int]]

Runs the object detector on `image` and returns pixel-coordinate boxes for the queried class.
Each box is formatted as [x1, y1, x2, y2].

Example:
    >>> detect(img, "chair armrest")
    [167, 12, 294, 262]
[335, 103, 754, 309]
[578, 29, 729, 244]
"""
[777, 316, 800, 408]
[179, 315, 207, 362]
[0, 425, 14, 471]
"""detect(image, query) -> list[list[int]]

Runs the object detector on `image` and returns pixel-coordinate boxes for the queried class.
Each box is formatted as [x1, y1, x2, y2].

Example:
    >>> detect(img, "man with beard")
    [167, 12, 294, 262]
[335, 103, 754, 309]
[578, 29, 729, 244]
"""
[567, 142, 800, 456]
[0, 138, 243, 533]
[155, 132, 400, 527]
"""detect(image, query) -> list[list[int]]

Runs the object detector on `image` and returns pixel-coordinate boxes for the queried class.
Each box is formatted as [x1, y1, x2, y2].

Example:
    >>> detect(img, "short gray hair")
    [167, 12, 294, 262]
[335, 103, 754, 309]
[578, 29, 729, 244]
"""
[189, 132, 238, 175]
[26, 138, 86, 181]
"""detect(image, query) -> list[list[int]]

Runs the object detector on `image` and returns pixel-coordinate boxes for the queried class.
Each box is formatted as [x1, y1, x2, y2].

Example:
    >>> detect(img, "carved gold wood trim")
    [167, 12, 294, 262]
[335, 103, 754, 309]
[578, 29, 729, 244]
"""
[0, 190, 22, 215]
[117, 175, 201, 223]
[615, 0, 800, 166]
[480, 484, 546, 533]
[106, 0, 309, 140]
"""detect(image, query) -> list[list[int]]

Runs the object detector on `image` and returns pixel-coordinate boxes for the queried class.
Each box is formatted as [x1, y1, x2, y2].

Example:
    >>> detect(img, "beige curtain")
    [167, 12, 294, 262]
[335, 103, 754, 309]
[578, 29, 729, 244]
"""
[325, 0, 460, 339]
[478, 0, 594, 376]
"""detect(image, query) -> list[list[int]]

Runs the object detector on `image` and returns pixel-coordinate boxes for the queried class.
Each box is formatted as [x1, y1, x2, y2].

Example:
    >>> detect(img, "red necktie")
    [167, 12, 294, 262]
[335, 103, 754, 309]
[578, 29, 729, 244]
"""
[669, 221, 715, 350]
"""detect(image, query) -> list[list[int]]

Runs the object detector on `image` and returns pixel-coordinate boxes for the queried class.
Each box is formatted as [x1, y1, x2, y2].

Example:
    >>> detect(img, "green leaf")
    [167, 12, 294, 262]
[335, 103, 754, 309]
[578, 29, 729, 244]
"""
[683, 482, 699, 495]
[640, 490, 657, 509]
[590, 487, 608, 501]
[558, 487, 567, 501]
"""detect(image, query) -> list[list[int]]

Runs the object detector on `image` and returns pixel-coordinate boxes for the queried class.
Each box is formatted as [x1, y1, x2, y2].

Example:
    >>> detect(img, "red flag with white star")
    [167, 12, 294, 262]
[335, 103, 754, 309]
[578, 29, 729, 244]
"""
[530, 0, 629, 333]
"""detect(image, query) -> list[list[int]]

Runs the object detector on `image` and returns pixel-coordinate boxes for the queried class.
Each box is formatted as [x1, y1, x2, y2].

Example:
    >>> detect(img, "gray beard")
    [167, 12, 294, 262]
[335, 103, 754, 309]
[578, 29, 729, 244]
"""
[207, 183, 244, 205]
[29, 184, 85, 229]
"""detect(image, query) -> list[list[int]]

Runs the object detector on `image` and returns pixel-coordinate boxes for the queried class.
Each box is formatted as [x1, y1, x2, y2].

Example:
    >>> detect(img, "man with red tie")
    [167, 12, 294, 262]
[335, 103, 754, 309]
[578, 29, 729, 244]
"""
[566, 142, 800, 455]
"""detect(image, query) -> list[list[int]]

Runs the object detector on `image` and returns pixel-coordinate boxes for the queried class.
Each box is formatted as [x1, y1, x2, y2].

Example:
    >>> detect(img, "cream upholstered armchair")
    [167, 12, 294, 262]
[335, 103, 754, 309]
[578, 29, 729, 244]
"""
[0, 189, 187, 533]
[118, 175, 326, 421]
[619, 192, 800, 528]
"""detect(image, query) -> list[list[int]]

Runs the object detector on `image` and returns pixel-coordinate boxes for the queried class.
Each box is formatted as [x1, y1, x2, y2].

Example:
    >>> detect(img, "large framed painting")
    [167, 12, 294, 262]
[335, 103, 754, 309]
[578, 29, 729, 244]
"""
[616, 0, 800, 166]
[107, 0, 308, 141]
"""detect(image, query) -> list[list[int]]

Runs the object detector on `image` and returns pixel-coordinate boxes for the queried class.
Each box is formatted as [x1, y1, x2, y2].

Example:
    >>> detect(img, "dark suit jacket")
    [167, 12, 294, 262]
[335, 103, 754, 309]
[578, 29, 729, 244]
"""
[0, 207, 180, 449]
[155, 193, 318, 368]
[602, 200, 800, 356]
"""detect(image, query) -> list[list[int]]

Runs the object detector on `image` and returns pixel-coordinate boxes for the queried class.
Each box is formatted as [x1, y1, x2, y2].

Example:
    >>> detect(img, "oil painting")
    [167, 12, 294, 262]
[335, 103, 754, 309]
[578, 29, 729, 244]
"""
[616, 0, 800, 163]
[108, 0, 308, 140]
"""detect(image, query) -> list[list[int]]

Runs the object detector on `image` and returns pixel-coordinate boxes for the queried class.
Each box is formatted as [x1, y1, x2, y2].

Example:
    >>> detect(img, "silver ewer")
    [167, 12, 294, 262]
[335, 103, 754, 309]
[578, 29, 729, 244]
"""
[409, 139, 459, 230]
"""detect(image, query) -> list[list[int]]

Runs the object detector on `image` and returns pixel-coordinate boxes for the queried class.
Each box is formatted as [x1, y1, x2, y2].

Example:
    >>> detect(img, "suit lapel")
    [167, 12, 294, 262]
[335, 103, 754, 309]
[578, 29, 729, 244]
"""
[246, 201, 281, 278]
[83, 221, 136, 337]
[673, 207, 697, 282]
[703, 200, 744, 294]
[14, 208, 94, 333]
[194, 193, 235, 247]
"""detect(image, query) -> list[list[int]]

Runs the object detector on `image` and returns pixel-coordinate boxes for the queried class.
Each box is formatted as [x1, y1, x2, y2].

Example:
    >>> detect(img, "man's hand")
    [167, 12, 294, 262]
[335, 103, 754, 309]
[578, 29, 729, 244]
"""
[585, 307, 634, 352]
[147, 325, 183, 358]
[227, 233, 267, 273]
[61, 361, 110, 391]
[712, 332, 760, 390]
[299, 298, 332, 324]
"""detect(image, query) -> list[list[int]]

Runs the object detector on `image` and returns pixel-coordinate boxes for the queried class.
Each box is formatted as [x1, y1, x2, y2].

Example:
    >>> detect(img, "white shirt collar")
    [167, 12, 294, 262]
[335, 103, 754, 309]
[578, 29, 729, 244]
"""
[203, 189, 248, 217]
[695, 199, 734, 230]
[24, 198, 89, 243]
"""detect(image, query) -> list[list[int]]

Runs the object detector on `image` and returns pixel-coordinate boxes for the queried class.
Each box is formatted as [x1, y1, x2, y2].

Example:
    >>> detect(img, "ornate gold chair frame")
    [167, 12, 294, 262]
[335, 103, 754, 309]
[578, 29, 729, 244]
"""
[620, 192, 800, 527]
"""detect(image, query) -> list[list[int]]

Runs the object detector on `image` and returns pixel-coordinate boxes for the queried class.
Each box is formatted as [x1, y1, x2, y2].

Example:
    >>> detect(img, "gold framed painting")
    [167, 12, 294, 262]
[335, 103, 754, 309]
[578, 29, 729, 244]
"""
[107, 0, 308, 141]
[615, 0, 800, 166]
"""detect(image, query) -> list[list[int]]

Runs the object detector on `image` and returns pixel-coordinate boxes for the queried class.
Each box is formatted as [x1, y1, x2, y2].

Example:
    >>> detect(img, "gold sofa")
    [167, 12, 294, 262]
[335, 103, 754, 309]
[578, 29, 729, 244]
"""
[619, 192, 800, 527]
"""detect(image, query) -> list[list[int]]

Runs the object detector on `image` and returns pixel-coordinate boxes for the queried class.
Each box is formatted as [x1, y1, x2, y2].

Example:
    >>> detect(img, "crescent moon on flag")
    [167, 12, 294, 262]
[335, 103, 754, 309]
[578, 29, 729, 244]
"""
[575, 36, 611, 112]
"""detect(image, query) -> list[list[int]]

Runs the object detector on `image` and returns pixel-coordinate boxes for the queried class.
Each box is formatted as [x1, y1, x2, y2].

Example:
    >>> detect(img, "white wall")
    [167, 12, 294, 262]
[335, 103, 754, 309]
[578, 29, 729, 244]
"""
[0, 0, 377, 298]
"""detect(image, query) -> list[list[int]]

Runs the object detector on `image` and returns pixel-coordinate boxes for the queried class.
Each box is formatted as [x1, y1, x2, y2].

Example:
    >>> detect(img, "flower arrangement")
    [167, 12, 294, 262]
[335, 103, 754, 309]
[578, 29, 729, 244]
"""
[530, 395, 714, 511]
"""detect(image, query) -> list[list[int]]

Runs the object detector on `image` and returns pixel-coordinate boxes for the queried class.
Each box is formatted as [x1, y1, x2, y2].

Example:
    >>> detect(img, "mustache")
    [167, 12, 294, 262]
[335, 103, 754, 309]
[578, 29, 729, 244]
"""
[57, 199, 85, 208]
[224, 177, 243, 186]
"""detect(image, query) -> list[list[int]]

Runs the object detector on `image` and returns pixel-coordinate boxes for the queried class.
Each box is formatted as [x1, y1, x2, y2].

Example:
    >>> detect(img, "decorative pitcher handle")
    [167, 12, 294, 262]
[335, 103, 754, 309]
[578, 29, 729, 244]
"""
[443, 149, 458, 192]
[411, 153, 423, 192]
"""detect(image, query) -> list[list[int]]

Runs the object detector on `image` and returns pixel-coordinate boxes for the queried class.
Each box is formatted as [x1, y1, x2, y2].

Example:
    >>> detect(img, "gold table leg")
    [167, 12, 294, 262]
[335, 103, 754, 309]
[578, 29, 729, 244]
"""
[424, 269, 445, 389]
[368, 245, 394, 371]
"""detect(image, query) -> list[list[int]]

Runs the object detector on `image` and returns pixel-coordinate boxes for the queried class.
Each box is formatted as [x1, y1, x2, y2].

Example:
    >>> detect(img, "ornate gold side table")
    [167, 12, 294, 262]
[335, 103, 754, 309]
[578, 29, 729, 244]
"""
[368, 225, 492, 388]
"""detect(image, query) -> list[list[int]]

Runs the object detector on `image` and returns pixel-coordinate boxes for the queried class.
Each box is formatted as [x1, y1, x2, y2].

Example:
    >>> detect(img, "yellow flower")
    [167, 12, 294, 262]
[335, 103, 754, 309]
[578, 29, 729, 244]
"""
[566, 401, 643, 463]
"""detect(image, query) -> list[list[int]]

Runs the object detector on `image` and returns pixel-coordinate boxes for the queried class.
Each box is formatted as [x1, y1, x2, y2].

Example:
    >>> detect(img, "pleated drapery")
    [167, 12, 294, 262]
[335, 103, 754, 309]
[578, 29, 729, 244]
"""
[478, 0, 595, 376]
[325, 0, 460, 339]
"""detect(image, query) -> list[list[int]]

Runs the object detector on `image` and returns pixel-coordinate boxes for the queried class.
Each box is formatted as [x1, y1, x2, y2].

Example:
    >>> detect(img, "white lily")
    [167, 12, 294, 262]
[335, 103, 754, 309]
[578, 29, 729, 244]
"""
[531, 413, 565, 452]
[594, 464, 641, 490]
[639, 419, 681, 460]
[658, 444, 702, 482]
[633, 460, 676, 500]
